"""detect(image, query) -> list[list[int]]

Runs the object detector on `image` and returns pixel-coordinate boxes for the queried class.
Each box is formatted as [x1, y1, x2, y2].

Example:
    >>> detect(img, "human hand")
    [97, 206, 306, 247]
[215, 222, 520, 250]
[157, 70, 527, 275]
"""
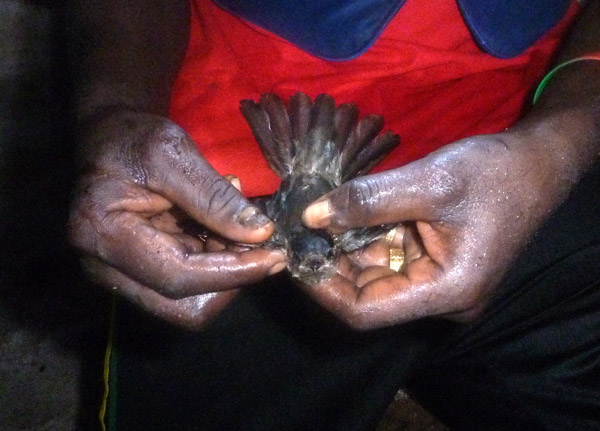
[69, 110, 285, 329]
[302, 132, 569, 330]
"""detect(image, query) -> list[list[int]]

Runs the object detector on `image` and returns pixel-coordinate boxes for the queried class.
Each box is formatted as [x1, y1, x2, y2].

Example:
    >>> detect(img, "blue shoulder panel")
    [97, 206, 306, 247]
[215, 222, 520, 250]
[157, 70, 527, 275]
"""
[213, 0, 407, 61]
[213, 0, 570, 61]
[456, 0, 571, 59]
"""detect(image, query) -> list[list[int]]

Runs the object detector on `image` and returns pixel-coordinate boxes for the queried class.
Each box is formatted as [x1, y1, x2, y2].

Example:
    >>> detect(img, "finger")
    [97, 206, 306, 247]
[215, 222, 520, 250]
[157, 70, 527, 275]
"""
[93, 210, 285, 299]
[82, 257, 238, 330]
[71, 178, 287, 296]
[171, 233, 206, 254]
[355, 266, 396, 288]
[303, 157, 464, 230]
[224, 174, 242, 192]
[302, 257, 448, 330]
[335, 237, 396, 282]
[204, 236, 227, 252]
[149, 210, 183, 234]
[334, 254, 362, 283]
[208, 239, 256, 254]
[346, 239, 390, 268]
[135, 123, 275, 243]
[403, 223, 425, 264]
[301, 274, 421, 330]
[385, 225, 406, 249]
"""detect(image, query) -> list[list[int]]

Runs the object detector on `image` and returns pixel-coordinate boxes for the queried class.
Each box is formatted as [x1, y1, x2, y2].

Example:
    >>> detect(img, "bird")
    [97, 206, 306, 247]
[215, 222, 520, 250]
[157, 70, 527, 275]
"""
[240, 92, 400, 284]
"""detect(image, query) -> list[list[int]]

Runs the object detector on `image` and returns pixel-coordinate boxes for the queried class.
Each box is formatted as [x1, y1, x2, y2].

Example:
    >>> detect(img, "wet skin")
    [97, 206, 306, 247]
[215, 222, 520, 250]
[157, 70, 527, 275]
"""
[69, 111, 286, 329]
[69, 0, 600, 330]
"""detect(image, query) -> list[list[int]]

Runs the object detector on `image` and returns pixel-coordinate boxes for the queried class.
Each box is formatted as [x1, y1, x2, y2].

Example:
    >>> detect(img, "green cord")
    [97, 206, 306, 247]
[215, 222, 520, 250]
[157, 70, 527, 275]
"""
[533, 55, 600, 104]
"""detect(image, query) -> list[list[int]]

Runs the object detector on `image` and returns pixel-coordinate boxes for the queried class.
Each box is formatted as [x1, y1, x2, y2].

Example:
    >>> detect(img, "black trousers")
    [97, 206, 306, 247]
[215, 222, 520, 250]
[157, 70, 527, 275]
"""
[112, 163, 600, 431]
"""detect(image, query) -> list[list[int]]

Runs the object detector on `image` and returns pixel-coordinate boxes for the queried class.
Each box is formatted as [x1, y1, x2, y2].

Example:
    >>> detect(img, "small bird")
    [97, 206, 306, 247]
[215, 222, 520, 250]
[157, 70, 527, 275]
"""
[240, 92, 400, 284]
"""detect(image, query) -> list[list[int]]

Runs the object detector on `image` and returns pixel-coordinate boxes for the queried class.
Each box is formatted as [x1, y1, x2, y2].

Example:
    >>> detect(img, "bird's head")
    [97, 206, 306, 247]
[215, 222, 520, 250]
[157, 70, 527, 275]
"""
[287, 228, 338, 284]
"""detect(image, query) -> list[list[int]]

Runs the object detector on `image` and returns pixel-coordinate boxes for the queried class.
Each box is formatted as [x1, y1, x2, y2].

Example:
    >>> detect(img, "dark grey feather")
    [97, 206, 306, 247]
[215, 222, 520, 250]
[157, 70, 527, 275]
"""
[240, 100, 289, 178]
[340, 114, 384, 174]
[333, 103, 359, 151]
[259, 93, 294, 172]
[292, 93, 337, 178]
[342, 130, 400, 181]
[288, 92, 312, 157]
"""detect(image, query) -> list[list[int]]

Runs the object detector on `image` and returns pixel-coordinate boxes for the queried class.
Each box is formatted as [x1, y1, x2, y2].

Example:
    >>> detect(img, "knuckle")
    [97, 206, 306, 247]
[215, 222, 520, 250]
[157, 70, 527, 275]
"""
[331, 175, 395, 228]
[347, 179, 378, 208]
[114, 115, 193, 187]
[145, 120, 193, 165]
[203, 176, 242, 217]
[333, 180, 378, 226]
[426, 163, 465, 204]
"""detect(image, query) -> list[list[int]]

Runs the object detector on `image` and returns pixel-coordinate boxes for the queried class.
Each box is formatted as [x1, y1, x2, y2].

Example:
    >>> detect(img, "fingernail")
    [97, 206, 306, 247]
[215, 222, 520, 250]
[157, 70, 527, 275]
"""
[268, 261, 287, 275]
[231, 177, 242, 192]
[238, 206, 271, 228]
[303, 200, 331, 228]
[224, 174, 242, 192]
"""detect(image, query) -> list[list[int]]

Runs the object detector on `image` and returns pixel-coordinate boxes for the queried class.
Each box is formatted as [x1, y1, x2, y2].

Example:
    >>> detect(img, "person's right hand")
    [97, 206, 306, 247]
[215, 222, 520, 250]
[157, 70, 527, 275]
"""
[69, 110, 286, 329]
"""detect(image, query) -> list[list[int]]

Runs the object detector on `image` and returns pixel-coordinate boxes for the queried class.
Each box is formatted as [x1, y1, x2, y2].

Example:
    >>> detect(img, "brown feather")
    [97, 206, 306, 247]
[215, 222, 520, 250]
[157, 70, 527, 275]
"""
[333, 103, 359, 152]
[340, 114, 384, 173]
[260, 93, 294, 171]
[240, 100, 288, 178]
[342, 131, 400, 181]
[288, 92, 313, 156]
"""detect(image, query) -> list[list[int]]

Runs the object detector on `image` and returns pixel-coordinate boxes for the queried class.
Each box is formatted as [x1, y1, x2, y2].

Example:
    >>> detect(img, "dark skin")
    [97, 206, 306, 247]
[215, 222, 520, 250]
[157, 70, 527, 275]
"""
[68, 0, 285, 329]
[69, 0, 600, 330]
[303, 2, 600, 329]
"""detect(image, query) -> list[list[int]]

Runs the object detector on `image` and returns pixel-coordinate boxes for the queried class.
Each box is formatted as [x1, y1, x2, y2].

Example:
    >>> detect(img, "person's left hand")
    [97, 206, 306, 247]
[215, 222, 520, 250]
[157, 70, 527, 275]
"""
[301, 130, 573, 330]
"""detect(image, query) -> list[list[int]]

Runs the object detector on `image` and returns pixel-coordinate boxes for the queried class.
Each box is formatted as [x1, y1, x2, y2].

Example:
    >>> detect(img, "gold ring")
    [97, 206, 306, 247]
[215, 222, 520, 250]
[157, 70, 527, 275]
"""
[389, 247, 405, 272]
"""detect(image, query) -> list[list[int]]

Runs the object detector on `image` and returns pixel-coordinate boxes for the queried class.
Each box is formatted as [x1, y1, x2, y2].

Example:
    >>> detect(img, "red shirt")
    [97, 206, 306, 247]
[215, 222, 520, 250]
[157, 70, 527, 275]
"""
[170, 0, 578, 197]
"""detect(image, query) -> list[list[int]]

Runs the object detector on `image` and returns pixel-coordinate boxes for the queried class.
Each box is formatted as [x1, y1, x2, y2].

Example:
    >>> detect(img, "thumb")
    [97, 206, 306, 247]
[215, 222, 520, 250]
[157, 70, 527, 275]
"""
[303, 161, 461, 231]
[143, 128, 274, 243]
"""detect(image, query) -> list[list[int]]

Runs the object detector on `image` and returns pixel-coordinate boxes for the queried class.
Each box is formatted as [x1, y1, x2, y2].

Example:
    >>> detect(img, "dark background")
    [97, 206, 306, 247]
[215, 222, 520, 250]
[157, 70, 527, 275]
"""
[0, 1, 107, 429]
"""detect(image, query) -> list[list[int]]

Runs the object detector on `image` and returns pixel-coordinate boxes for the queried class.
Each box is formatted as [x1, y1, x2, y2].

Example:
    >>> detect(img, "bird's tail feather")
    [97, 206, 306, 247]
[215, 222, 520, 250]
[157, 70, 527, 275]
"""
[240, 92, 400, 183]
[240, 96, 293, 178]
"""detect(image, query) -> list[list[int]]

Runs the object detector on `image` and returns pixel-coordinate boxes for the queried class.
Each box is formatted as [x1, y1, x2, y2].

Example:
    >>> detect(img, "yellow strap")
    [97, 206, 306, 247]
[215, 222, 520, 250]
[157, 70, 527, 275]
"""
[99, 295, 117, 431]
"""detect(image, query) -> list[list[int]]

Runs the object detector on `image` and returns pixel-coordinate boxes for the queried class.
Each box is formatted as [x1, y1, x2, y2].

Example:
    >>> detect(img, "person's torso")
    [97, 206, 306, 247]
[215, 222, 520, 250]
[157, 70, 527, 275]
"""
[169, 0, 578, 196]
